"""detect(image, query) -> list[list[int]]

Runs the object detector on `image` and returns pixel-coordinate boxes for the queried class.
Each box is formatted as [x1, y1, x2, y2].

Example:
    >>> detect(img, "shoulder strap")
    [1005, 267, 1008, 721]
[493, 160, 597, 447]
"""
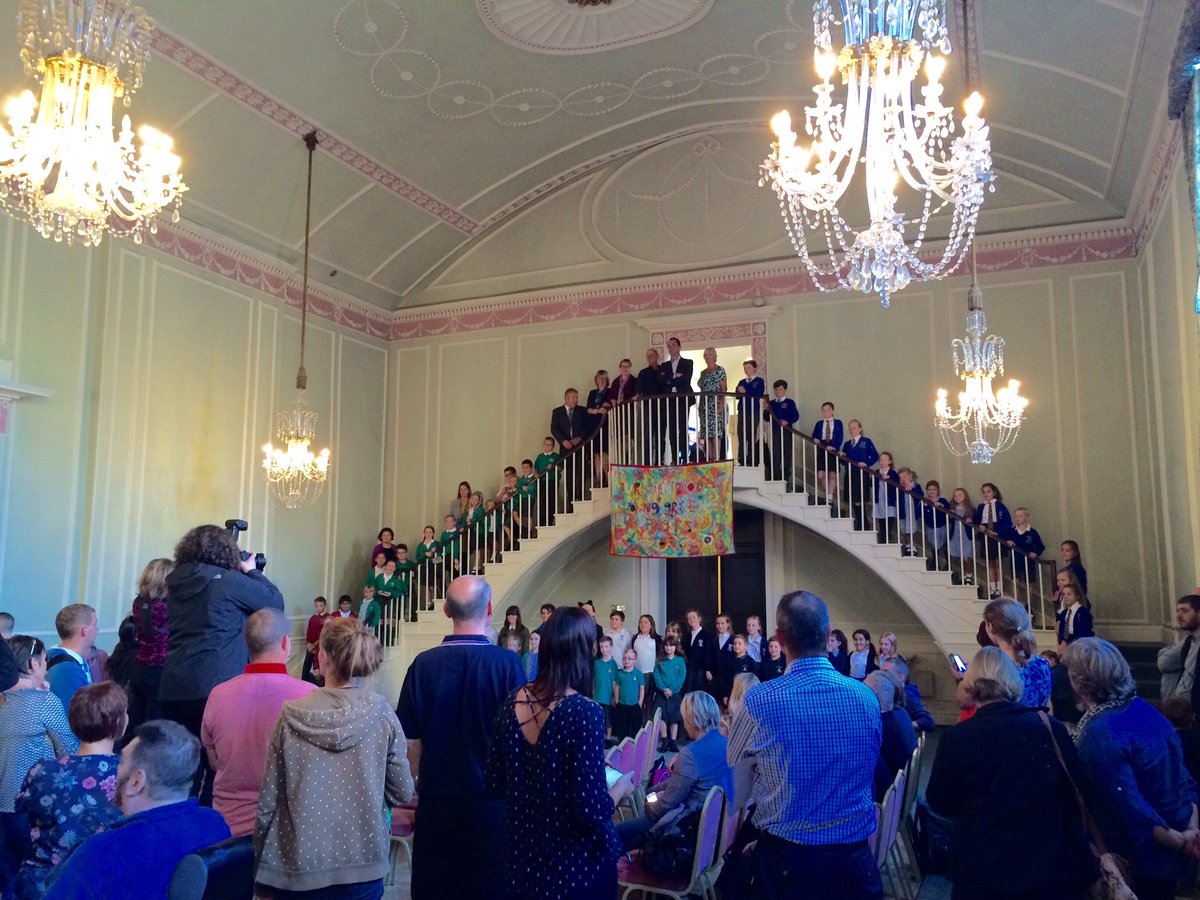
[46, 653, 73, 671]
[1038, 711, 1108, 854]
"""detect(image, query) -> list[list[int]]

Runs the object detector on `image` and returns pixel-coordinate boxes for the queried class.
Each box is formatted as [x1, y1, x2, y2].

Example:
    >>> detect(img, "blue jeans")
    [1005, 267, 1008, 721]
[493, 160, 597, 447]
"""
[271, 879, 383, 900]
[753, 833, 882, 900]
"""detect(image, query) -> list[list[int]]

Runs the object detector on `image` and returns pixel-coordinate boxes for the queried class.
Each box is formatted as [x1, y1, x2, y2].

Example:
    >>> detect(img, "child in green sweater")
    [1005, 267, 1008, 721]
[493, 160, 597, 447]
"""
[534, 436, 560, 526]
[653, 636, 686, 752]
[613, 648, 645, 741]
[593, 636, 619, 740]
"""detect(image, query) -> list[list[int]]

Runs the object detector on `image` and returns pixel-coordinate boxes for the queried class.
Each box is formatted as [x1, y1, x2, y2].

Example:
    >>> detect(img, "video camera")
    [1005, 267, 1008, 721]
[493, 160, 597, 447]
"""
[225, 518, 267, 572]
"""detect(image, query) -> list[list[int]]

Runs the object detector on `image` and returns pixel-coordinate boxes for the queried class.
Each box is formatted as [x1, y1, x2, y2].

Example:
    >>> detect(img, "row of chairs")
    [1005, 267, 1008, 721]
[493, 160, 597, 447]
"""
[869, 731, 927, 900]
[606, 708, 663, 819]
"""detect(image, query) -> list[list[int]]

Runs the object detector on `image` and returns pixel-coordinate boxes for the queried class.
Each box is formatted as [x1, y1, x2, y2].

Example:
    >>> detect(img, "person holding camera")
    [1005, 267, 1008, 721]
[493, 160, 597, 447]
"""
[159, 524, 283, 799]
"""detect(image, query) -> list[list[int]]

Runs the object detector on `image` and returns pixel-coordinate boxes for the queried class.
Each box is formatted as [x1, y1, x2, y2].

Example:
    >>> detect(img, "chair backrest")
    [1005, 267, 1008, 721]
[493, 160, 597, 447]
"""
[633, 727, 653, 786]
[167, 835, 255, 900]
[902, 742, 922, 824]
[716, 796, 742, 859]
[605, 745, 622, 769]
[649, 706, 662, 744]
[874, 768, 907, 868]
[685, 786, 726, 891]
[617, 736, 636, 774]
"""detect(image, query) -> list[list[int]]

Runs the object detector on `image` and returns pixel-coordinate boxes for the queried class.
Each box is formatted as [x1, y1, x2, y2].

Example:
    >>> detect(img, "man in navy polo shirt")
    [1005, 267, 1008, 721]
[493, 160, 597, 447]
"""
[397, 576, 525, 900]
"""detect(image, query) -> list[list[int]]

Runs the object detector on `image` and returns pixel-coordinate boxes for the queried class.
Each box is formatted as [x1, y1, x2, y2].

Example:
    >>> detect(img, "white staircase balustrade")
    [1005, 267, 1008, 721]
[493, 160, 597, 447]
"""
[374, 394, 1060, 701]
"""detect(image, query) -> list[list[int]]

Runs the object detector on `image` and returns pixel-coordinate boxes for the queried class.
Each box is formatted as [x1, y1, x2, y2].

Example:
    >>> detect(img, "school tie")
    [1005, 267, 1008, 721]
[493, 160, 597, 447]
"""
[986, 501, 995, 525]
[1067, 607, 1076, 636]
[824, 420, 831, 441]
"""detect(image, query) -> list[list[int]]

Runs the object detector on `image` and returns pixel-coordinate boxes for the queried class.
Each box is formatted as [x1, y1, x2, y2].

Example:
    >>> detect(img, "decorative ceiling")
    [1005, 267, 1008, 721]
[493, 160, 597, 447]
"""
[0, 0, 1186, 313]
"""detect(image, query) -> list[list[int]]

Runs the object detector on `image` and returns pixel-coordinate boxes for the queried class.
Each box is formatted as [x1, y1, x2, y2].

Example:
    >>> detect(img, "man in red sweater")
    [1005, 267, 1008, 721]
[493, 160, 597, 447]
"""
[302, 597, 329, 685]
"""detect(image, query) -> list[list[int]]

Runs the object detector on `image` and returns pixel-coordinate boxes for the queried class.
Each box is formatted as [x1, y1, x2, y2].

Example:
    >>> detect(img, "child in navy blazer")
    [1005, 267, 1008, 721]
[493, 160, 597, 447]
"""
[1055, 583, 1094, 648]
[1006, 506, 1045, 584]
[735, 360, 766, 467]
[766, 380, 800, 490]
[922, 480, 951, 572]
[811, 401, 844, 505]
[873, 452, 900, 545]
[897, 468, 924, 556]
[975, 482, 1012, 599]
[842, 419, 879, 531]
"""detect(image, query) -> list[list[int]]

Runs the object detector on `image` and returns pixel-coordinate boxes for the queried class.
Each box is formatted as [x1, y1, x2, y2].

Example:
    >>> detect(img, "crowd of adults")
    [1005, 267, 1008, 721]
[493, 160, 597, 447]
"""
[2, 512, 1199, 900]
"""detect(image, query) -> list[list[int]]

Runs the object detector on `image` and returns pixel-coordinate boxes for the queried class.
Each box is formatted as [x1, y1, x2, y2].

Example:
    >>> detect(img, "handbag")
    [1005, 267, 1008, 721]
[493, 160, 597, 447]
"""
[913, 800, 955, 876]
[648, 756, 671, 788]
[1038, 712, 1137, 900]
[640, 807, 701, 877]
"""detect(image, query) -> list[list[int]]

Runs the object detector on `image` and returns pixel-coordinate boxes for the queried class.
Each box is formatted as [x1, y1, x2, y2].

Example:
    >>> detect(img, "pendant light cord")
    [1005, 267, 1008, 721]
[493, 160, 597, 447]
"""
[297, 130, 317, 391]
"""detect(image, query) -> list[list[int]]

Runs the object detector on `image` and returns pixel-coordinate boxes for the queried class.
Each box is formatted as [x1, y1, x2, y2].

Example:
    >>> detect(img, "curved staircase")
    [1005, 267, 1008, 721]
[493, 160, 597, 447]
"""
[377, 394, 1058, 700]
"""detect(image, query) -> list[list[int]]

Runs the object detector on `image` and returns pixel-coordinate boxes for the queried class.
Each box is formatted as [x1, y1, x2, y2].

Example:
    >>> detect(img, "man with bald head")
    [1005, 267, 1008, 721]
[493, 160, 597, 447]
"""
[397, 576, 525, 900]
[200, 607, 315, 836]
[727, 591, 883, 899]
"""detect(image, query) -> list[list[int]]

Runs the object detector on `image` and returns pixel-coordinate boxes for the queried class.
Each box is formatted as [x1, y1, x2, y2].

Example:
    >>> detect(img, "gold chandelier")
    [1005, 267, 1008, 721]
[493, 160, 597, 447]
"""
[262, 132, 331, 509]
[0, 0, 185, 246]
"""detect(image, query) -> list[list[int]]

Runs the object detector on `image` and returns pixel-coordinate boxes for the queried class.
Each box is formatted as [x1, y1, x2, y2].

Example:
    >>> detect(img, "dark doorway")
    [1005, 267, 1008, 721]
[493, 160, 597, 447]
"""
[666, 506, 766, 630]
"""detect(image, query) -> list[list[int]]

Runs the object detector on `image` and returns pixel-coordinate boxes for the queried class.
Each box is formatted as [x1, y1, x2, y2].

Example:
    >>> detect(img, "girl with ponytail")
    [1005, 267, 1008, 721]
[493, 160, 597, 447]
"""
[255, 617, 413, 896]
[982, 598, 1051, 709]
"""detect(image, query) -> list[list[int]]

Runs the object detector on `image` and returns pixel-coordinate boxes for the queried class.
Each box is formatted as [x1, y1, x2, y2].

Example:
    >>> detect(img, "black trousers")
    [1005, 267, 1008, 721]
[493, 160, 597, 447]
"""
[127, 664, 163, 730]
[664, 396, 690, 464]
[753, 833, 882, 900]
[412, 798, 506, 900]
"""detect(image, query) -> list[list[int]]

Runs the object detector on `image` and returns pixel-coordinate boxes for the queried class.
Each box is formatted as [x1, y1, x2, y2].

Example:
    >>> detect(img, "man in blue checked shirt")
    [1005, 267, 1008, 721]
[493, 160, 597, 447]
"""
[727, 591, 883, 899]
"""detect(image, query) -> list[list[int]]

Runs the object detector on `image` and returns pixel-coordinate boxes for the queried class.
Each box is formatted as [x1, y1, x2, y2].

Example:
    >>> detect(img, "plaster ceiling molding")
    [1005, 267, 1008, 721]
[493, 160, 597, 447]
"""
[475, 0, 715, 56]
[591, 130, 787, 265]
[331, 0, 806, 125]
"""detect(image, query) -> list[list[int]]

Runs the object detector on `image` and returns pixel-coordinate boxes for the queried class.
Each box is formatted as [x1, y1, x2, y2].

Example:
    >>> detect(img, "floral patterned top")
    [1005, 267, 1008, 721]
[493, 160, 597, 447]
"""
[1017, 654, 1053, 709]
[132, 593, 169, 668]
[15, 753, 122, 896]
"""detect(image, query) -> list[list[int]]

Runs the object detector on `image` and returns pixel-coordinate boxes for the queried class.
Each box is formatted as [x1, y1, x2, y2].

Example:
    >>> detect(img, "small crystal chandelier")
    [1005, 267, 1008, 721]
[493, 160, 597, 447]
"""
[262, 132, 331, 509]
[760, 0, 994, 307]
[934, 251, 1027, 464]
[0, 0, 186, 246]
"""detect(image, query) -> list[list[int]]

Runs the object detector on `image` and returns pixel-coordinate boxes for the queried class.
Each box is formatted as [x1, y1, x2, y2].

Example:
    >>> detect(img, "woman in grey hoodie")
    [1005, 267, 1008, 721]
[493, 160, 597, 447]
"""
[254, 617, 413, 898]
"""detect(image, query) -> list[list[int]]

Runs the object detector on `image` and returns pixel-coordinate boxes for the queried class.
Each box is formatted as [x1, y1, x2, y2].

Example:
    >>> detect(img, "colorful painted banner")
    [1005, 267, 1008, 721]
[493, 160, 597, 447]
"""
[610, 461, 734, 558]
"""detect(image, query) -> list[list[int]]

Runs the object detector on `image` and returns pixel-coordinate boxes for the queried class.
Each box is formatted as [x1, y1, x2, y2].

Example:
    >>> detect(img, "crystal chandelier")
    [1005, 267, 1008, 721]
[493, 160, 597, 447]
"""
[262, 132, 331, 509]
[760, 0, 994, 307]
[934, 257, 1027, 464]
[0, 0, 186, 246]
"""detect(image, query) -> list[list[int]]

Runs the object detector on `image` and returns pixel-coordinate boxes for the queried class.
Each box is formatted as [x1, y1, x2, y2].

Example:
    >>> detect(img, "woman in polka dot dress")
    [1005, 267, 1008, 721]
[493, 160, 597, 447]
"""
[486, 607, 621, 900]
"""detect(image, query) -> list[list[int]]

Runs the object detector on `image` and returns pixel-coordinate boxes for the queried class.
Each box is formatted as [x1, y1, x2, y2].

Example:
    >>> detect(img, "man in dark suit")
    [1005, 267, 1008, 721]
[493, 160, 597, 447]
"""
[550, 388, 588, 507]
[635, 347, 666, 465]
[659, 336, 695, 465]
[683, 608, 714, 696]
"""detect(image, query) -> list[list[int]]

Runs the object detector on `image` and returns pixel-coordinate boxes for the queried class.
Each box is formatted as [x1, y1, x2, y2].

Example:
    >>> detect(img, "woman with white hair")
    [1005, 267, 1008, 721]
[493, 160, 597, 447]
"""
[696, 347, 728, 462]
[1065, 638, 1200, 900]
[925, 647, 1097, 900]
[864, 671, 915, 800]
[613, 691, 732, 852]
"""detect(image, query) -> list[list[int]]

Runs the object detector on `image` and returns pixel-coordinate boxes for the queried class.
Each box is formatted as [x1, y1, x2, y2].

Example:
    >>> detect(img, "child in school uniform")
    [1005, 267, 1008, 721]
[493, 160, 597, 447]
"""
[393, 544, 415, 620]
[1060, 540, 1089, 598]
[516, 459, 539, 539]
[975, 482, 1013, 599]
[922, 480, 951, 572]
[745, 615, 765, 663]
[1055, 583, 1094, 651]
[947, 487, 975, 585]
[811, 401, 844, 505]
[1006, 506, 1046, 605]
[731, 635, 757, 678]
[534, 436, 560, 526]
[522, 631, 540, 680]
[713, 613, 735, 704]
[765, 380, 800, 489]
[653, 637, 686, 752]
[759, 638, 787, 681]
[594, 636, 619, 741]
[842, 419, 880, 531]
[439, 515, 462, 586]
[897, 467, 924, 557]
[735, 360, 766, 467]
[414, 525, 440, 610]
[873, 452, 900, 545]
[613, 649, 645, 741]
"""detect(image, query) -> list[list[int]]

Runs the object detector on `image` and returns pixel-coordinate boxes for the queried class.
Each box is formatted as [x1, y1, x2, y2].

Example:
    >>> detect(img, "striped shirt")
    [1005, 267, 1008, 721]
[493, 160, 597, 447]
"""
[0, 688, 78, 812]
[727, 655, 880, 845]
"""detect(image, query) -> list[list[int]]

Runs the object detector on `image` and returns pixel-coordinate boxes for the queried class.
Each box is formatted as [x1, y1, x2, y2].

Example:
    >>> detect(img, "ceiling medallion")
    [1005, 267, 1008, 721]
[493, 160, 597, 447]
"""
[476, 0, 714, 55]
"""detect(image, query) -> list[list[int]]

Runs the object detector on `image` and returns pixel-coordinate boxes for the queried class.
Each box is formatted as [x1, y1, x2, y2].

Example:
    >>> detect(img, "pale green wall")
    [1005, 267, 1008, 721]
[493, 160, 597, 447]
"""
[387, 160, 1198, 636]
[0, 216, 389, 648]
